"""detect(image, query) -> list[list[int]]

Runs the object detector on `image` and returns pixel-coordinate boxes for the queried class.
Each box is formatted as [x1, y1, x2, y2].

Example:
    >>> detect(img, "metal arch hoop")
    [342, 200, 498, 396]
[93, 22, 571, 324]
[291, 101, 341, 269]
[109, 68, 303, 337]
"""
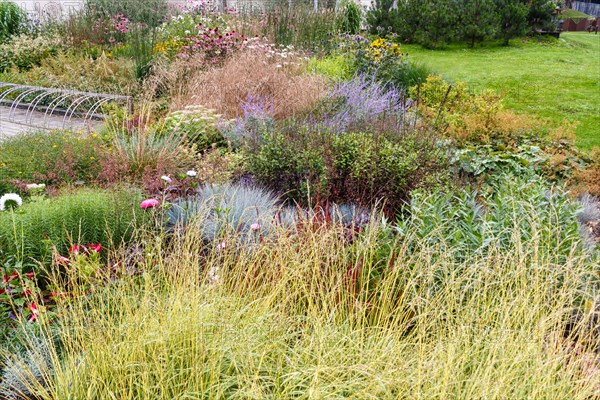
[0, 82, 134, 132]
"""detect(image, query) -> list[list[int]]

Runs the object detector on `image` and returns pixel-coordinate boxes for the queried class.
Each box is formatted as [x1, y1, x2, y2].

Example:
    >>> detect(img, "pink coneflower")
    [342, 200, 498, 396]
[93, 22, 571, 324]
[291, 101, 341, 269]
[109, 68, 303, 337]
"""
[140, 199, 160, 209]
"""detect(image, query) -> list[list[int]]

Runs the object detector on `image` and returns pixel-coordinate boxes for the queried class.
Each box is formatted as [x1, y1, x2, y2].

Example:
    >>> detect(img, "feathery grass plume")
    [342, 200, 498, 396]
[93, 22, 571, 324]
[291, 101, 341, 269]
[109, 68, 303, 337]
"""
[171, 47, 327, 119]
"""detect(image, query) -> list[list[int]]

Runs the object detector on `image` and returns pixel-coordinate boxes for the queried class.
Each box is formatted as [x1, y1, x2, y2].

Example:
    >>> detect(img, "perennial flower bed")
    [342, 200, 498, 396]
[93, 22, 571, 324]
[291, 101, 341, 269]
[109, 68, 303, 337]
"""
[0, 0, 598, 398]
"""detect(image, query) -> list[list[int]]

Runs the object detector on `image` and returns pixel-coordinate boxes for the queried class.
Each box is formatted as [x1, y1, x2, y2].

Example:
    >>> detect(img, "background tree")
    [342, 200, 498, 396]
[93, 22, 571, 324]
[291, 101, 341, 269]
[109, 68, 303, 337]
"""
[366, 0, 401, 35]
[495, 0, 529, 45]
[414, 0, 459, 48]
[527, 0, 559, 32]
[459, 0, 499, 47]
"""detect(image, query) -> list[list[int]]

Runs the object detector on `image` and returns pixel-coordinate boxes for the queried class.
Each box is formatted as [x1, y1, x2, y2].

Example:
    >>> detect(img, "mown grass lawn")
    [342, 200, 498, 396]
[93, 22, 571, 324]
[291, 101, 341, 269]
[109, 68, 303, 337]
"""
[403, 32, 600, 150]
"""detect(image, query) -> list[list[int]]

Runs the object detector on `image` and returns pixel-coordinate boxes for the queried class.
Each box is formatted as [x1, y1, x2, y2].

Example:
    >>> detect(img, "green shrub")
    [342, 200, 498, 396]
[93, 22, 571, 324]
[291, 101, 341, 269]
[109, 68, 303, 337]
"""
[0, 33, 63, 72]
[307, 55, 352, 81]
[246, 125, 450, 212]
[341, 35, 432, 91]
[0, 130, 105, 187]
[0, 187, 144, 264]
[0, 1, 25, 43]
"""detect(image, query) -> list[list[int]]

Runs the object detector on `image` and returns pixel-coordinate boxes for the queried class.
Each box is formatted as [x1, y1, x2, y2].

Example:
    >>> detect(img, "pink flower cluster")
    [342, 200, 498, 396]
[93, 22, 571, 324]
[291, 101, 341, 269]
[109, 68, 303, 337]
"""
[94, 14, 131, 45]
[178, 26, 247, 61]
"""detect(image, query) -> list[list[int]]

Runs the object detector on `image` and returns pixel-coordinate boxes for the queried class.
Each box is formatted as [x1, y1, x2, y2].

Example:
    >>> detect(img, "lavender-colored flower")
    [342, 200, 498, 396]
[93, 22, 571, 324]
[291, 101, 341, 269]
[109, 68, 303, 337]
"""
[324, 74, 406, 133]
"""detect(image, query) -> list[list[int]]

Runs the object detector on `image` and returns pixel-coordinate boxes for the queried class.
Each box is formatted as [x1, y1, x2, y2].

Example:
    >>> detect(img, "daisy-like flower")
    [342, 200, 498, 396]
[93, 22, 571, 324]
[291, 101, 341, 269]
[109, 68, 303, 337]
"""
[161, 175, 172, 183]
[0, 193, 23, 211]
[186, 170, 197, 177]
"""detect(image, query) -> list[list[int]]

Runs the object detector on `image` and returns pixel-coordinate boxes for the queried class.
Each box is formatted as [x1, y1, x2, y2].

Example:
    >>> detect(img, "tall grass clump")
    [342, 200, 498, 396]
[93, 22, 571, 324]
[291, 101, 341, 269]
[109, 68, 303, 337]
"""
[0, 187, 144, 264]
[0, 0, 25, 43]
[84, 0, 167, 27]
[4, 199, 598, 399]
[100, 108, 195, 191]
[235, 5, 340, 53]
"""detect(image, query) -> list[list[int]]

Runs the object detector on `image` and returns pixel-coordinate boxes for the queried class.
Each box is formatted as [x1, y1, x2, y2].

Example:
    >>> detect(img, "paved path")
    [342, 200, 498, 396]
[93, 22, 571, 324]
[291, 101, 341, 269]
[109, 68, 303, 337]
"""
[0, 106, 102, 139]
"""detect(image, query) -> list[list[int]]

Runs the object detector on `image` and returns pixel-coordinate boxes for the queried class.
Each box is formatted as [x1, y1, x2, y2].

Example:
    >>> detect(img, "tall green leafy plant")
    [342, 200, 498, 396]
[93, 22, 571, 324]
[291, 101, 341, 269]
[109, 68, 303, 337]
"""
[0, 1, 25, 43]
[85, 0, 167, 27]
[0, 187, 144, 264]
[338, 0, 362, 34]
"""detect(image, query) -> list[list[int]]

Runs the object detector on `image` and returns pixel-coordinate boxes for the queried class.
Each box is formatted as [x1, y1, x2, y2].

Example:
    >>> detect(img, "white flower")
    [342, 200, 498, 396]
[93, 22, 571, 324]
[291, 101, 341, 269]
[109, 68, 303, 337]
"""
[0, 193, 23, 211]
[186, 170, 197, 177]
[161, 175, 172, 183]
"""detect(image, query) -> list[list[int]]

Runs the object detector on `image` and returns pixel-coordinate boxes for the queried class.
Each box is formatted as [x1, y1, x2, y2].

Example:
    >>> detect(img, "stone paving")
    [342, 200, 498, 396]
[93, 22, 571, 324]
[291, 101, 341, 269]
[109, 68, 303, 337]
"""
[0, 106, 102, 139]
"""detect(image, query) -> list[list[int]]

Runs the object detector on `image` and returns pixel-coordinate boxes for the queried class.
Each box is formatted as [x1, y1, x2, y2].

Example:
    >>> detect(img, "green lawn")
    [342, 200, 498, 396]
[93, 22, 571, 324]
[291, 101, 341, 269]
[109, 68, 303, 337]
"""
[403, 33, 600, 149]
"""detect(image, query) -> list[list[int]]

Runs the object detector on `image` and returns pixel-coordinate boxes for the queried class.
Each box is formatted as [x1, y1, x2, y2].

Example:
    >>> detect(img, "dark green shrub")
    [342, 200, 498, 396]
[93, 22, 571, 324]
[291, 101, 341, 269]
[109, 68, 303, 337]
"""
[0, 187, 144, 264]
[0, 1, 25, 43]
[366, 0, 402, 36]
[246, 124, 450, 212]
[0, 130, 105, 187]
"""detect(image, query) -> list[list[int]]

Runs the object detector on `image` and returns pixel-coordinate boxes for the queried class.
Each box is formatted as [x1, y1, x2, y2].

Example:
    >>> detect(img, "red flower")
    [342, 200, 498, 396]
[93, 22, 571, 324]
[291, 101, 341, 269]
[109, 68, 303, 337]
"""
[25, 272, 35, 279]
[29, 303, 39, 322]
[69, 244, 88, 255]
[88, 243, 103, 253]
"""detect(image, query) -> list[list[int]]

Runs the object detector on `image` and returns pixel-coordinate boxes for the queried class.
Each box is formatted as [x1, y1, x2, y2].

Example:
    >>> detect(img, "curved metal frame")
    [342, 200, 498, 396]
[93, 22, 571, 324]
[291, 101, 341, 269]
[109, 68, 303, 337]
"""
[0, 82, 133, 132]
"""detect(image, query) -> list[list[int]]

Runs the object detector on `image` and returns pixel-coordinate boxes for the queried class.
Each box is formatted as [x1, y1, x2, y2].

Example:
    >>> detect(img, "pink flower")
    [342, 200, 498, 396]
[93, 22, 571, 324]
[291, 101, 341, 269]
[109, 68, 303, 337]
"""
[140, 199, 160, 209]
[217, 241, 226, 250]
[69, 244, 87, 255]
[88, 243, 103, 253]
[55, 256, 70, 266]
[250, 223, 261, 231]
[29, 303, 39, 322]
